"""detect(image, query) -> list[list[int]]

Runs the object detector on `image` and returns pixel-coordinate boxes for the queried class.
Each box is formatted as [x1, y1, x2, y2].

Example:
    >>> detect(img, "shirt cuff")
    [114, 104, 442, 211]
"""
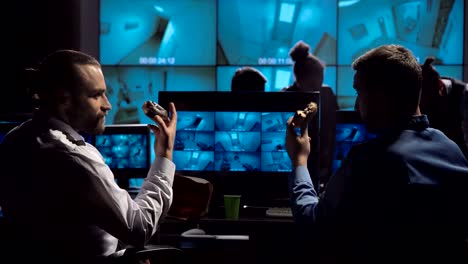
[148, 157, 176, 186]
[294, 165, 313, 184]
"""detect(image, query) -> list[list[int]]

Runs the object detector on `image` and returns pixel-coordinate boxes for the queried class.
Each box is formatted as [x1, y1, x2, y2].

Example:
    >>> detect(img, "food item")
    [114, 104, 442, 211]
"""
[292, 102, 318, 127]
[142, 101, 169, 121]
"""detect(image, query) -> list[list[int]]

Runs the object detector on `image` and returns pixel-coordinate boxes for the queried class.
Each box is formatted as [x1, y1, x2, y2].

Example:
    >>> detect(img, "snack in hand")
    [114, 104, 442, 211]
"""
[142, 101, 169, 121]
[291, 102, 318, 128]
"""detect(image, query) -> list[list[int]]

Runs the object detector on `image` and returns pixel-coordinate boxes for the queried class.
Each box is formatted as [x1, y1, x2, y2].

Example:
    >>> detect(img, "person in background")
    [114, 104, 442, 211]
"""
[0, 50, 178, 264]
[282, 40, 338, 191]
[282, 41, 324, 93]
[231, 66, 267, 92]
[419, 56, 468, 159]
[285, 44, 468, 264]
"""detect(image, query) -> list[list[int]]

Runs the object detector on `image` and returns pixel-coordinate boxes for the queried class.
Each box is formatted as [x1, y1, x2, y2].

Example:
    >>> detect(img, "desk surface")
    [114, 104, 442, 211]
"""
[157, 216, 304, 264]
[182, 216, 294, 223]
[159, 215, 298, 243]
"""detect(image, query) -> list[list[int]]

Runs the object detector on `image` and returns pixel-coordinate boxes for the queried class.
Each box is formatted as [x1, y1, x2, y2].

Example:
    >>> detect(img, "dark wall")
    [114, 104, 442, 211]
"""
[2, 0, 81, 119]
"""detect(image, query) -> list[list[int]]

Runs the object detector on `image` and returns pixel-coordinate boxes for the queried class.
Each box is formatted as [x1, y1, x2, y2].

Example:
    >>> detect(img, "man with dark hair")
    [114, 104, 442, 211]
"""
[286, 44, 468, 263]
[420, 56, 468, 159]
[231, 66, 267, 92]
[0, 50, 178, 264]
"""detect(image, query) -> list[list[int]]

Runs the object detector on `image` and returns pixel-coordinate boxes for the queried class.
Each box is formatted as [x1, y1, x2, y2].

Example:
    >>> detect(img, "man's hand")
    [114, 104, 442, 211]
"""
[148, 102, 177, 161]
[285, 116, 311, 167]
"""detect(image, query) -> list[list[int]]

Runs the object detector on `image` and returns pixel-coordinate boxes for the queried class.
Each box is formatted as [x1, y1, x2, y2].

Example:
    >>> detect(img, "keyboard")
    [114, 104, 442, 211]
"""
[265, 207, 293, 218]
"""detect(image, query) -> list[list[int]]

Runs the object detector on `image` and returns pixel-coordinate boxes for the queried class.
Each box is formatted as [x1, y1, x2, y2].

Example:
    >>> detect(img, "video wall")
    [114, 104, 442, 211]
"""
[100, 0, 465, 124]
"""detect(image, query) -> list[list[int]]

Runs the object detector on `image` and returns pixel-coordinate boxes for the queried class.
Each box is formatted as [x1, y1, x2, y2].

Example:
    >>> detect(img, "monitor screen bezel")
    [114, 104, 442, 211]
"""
[158, 91, 320, 205]
[92, 124, 151, 183]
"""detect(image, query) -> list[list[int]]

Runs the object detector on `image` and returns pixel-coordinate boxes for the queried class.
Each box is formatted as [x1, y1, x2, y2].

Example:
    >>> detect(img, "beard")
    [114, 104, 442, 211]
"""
[88, 115, 106, 135]
[68, 109, 106, 135]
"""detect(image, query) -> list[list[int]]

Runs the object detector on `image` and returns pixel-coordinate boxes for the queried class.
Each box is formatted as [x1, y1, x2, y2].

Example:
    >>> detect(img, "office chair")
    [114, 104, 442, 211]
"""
[106, 244, 186, 264]
[0, 216, 185, 264]
[168, 174, 213, 220]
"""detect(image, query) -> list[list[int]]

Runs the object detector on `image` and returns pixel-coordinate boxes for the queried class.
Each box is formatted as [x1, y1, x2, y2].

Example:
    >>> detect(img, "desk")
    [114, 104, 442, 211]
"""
[156, 216, 304, 264]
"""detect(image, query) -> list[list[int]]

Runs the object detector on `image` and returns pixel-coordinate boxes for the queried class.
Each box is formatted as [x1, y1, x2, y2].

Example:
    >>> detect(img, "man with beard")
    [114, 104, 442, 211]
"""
[0, 50, 178, 264]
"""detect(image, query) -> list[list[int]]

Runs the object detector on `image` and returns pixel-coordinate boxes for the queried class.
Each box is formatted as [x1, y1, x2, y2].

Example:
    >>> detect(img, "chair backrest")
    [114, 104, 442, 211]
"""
[168, 174, 213, 219]
[107, 245, 186, 264]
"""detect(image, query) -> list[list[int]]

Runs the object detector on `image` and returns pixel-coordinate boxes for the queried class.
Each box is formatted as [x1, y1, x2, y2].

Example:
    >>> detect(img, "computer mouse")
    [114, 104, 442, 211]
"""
[181, 228, 206, 236]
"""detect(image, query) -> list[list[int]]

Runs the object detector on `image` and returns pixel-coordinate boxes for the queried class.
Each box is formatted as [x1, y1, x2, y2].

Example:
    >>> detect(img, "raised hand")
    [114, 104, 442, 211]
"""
[148, 102, 177, 160]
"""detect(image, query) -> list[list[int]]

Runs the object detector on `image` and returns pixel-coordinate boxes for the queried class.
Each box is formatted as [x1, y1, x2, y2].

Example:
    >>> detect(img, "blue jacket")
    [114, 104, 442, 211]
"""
[289, 115, 468, 263]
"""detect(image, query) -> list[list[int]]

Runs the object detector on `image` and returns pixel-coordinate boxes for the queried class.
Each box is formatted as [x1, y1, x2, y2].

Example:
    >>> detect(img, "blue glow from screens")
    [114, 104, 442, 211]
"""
[215, 132, 261, 152]
[332, 123, 376, 174]
[275, 70, 292, 89]
[216, 66, 337, 92]
[162, 22, 174, 46]
[215, 152, 261, 172]
[129, 178, 144, 189]
[215, 112, 261, 131]
[261, 112, 290, 132]
[338, 0, 464, 65]
[337, 66, 357, 110]
[279, 3, 295, 23]
[338, 0, 360, 8]
[175, 131, 215, 151]
[178, 111, 215, 131]
[150, 111, 295, 172]
[433, 65, 463, 80]
[99, 0, 464, 116]
[261, 151, 291, 172]
[95, 134, 148, 169]
[218, 0, 337, 65]
[174, 151, 215, 171]
[100, 0, 216, 65]
[102, 66, 215, 125]
[153, 5, 164, 13]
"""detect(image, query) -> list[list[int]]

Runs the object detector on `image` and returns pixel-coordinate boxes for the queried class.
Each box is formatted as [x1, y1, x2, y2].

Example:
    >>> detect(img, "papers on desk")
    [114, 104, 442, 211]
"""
[181, 234, 249, 240]
[215, 235, 249, 240]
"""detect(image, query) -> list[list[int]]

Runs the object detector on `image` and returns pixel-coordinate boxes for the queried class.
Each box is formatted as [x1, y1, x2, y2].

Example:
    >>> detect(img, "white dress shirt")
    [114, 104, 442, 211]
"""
[0, 115, 174, 262]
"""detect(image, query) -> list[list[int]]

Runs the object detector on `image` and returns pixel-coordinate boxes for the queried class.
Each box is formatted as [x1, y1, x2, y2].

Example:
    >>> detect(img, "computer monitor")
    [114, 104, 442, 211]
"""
[157, 91, 320, 207]
[217, 0, 337, 66]
[93, 124, 151, 183]
[94, 0, 466, 119]
[99, 0, 216, 66]
[337, 0, 464, 65]
[331, 110, 376, 175]
[101, 66, 216, 125]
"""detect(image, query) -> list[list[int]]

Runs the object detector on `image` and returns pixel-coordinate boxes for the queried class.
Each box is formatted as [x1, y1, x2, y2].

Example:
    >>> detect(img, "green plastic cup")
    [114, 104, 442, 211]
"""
[223, 195, 241, 220]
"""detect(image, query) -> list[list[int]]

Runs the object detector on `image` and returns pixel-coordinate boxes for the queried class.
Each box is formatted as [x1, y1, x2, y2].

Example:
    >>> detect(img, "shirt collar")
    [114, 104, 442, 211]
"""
[406, 115, 430, 130]
[47, 117, 85, 143]
[33, 111, 86, 146]
[374, 115, 430, 137]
